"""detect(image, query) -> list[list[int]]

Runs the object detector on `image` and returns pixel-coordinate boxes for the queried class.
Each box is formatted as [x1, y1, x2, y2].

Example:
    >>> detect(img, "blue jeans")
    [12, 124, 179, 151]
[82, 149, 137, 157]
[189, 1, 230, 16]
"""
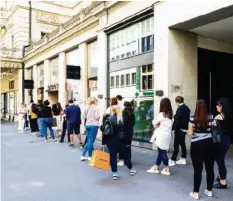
[37, 118, 43, 135]
[82, 126, 98, 157]
[106, 139, 133, 173]
[41, 118, 54, 137]
[156, 147, 169, 166]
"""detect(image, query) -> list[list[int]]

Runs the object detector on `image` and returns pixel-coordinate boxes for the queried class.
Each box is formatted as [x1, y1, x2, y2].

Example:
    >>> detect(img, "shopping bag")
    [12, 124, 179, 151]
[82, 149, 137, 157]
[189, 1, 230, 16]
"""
[89, 149, 110, 171]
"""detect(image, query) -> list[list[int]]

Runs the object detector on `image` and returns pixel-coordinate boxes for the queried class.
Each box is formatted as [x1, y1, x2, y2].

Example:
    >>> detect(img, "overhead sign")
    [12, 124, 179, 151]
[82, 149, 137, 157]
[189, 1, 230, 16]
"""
[67, 65, 81, 80]
[24, 80, 34, 89]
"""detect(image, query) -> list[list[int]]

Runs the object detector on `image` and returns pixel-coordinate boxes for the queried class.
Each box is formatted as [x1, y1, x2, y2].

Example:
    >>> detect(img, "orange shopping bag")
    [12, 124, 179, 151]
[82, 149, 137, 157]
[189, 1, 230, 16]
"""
[89, 149, 110, 171]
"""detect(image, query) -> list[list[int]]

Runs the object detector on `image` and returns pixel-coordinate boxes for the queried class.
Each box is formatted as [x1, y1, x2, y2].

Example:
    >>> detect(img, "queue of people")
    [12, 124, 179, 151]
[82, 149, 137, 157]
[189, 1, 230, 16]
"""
[18, 95, 232, 200]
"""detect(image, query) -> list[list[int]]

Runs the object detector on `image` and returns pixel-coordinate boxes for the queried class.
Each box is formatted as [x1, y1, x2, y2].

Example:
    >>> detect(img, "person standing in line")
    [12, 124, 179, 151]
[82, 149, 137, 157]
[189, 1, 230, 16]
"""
[118, 101, 135, 167]
[80, 97, 100, 161]
[36, 100, 44, 137]
[27, 100, 34, 131]
[102, 105, 136, 180]
[41, 100, 56, 142]
[18, 104, 27, 133]
[65, 100, 83, 148]
[116, 95, 124, 111]
[52, 104, 61, 137]
[147, 98, 173, 176]
[60, 104, 70, 143]
[213, 98, 233, 189]
[56, 102, 63, 135]
[189, 99, 214, 200]
[169, 96, 190, 166]
[30, 103, 39, 135]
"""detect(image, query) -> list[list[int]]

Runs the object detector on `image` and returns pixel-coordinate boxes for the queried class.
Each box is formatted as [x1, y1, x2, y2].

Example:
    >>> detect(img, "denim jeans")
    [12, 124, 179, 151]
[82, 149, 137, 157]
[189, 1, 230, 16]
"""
[106, 139, 133, 173]
[37, 118, 43, 135]
[215, 134, 231, 180]
[82, 126, 98, 157]
[156, 147, 169, 166]
[41, 118, 54, 137]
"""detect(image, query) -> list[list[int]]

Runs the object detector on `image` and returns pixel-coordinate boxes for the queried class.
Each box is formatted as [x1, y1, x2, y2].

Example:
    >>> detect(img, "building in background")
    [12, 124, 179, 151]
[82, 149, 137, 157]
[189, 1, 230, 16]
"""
[0, 1, 72, 120]
[1, 1, 233, 149]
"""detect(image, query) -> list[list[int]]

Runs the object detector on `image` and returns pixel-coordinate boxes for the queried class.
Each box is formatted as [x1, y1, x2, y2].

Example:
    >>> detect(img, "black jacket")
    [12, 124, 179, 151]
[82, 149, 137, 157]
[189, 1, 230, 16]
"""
[36, 104, 44, 118]
[122, 111, 135, 144]
[172, 104, 190, 131]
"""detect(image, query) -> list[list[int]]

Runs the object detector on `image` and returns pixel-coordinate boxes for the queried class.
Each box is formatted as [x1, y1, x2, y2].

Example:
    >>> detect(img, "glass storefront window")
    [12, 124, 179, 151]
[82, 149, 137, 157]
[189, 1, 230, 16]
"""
[121, 75, 125, 87]
[38, 64, 44, 87]
[132, 73, 136, 85]
[141, 65, 154, 91]
[126, 74, 130, 86]
[50, 58, 58, 84]
[116, 75, 119, 88]
[133, 99, 154, 142]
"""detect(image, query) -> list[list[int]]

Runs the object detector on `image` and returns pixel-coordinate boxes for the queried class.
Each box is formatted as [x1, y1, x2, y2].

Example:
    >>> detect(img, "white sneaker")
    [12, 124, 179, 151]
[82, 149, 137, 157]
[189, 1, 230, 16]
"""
[169, 159, 176, 166]
[32, 132, 37, 136]
[53, 139, 57, 142]
[130, 169, 136, 176]
[88, 157, 91, 161]
[161, 169, 171, 176]
[117, 161, 125, 167]
[80, 156, 87, 161]
[146, 166, 160, 174]
[176, 158, 186, 165]
[45, 139, 48, 142]
[204, 189, 213, 197]
[112, 173, 119, 180]
[190, 192, 199, 200]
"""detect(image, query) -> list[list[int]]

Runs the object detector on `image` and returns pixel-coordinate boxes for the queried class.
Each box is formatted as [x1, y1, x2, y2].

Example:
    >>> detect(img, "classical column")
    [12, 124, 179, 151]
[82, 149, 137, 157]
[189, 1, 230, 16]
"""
[32, 64, 38, 102]
[78, 43, 88, 104]
[58, 52, 67, 108]
[18, 69, 23, 108]
[43, 59, 50, 101]
[97, 31, 108, 114]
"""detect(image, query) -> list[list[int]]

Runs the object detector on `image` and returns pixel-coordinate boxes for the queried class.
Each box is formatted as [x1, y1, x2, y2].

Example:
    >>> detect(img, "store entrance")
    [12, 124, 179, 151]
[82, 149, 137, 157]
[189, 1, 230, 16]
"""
[198, 48, 233, 115]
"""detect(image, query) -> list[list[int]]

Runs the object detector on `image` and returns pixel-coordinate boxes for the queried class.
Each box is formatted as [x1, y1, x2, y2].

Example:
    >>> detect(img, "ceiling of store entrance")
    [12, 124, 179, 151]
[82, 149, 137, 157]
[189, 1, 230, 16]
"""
[190, 16, 233, 43]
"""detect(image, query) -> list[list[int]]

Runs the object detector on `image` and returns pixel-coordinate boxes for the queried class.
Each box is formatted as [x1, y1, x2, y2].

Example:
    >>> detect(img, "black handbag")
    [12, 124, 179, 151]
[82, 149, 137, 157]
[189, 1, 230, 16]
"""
[211, 120, 222, 143]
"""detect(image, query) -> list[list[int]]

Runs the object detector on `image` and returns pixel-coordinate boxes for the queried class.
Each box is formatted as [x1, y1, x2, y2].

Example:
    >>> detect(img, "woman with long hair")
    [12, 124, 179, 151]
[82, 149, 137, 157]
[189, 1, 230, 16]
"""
[81, 97, 100, 161]
[189, 99, 214, 200]
[118, 101, 135, 166]
[213, 97, 232, 189]
[102, 105, 136, 180]
[147, 98, 173, 176]
[18, 104, 27, 133]
[30, 103, 39, 135]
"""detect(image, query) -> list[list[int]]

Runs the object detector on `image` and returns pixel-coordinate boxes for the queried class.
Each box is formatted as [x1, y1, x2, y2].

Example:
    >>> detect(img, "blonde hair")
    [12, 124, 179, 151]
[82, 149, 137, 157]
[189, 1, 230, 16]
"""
[111, 105, 122, 123]
[87, 97, 97, 105]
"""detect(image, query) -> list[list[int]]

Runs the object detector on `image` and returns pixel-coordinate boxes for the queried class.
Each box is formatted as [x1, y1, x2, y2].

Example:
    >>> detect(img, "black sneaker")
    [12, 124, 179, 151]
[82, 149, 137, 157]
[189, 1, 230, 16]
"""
[69, 144, 74, 148]
[59, 140, 64, 143]
[213, 183, 227, 189]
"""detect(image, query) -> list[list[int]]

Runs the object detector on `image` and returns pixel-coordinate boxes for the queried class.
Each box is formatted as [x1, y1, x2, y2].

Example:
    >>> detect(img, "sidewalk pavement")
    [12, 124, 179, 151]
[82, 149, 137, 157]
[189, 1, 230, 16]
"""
[1, 121, 233, 201]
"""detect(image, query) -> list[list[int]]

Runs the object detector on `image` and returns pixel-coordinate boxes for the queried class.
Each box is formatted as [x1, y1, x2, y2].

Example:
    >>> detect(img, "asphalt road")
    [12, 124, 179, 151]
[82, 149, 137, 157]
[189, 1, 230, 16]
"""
[1, 121, 233, 201]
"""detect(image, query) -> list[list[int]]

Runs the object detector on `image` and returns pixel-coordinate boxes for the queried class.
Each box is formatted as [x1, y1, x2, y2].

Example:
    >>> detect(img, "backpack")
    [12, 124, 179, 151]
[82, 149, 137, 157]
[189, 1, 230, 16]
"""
[103, 118, 115, 136]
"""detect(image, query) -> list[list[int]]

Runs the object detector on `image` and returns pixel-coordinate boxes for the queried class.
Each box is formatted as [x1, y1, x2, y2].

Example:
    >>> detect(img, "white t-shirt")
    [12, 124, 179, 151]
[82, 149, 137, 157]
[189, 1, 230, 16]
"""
[118, 101, 124, 111]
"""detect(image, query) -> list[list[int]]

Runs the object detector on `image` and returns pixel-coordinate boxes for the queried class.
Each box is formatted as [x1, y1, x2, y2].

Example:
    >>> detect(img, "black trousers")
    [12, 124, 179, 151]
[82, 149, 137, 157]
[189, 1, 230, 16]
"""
[106, 139, 133, 173]
[171, 130, 187, 161]
[31, 118, 39, 132]
[191, 138, 214, 192]
[119, 144, 131, 160]
[215, 134, 231, 180]
[60, 120, 70, 142]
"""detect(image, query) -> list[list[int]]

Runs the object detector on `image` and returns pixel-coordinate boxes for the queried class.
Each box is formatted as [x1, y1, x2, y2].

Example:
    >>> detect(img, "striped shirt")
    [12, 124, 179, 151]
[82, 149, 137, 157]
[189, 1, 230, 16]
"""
[189, 115, 213, 142]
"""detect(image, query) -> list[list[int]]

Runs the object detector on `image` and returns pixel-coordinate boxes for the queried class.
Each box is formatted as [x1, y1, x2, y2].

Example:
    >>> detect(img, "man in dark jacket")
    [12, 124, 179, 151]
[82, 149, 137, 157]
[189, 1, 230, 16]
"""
[169, 96, 190, 166]
[36, 100, 44, 137]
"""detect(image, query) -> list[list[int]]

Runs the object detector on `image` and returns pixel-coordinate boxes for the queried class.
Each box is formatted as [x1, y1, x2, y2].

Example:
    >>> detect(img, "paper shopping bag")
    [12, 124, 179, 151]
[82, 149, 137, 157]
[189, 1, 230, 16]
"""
[89, 150, 110, 171]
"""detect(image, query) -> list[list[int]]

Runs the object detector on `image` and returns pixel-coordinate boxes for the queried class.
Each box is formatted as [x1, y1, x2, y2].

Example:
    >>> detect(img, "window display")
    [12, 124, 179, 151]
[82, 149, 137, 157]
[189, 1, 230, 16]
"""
[133, 99, 154, 142]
